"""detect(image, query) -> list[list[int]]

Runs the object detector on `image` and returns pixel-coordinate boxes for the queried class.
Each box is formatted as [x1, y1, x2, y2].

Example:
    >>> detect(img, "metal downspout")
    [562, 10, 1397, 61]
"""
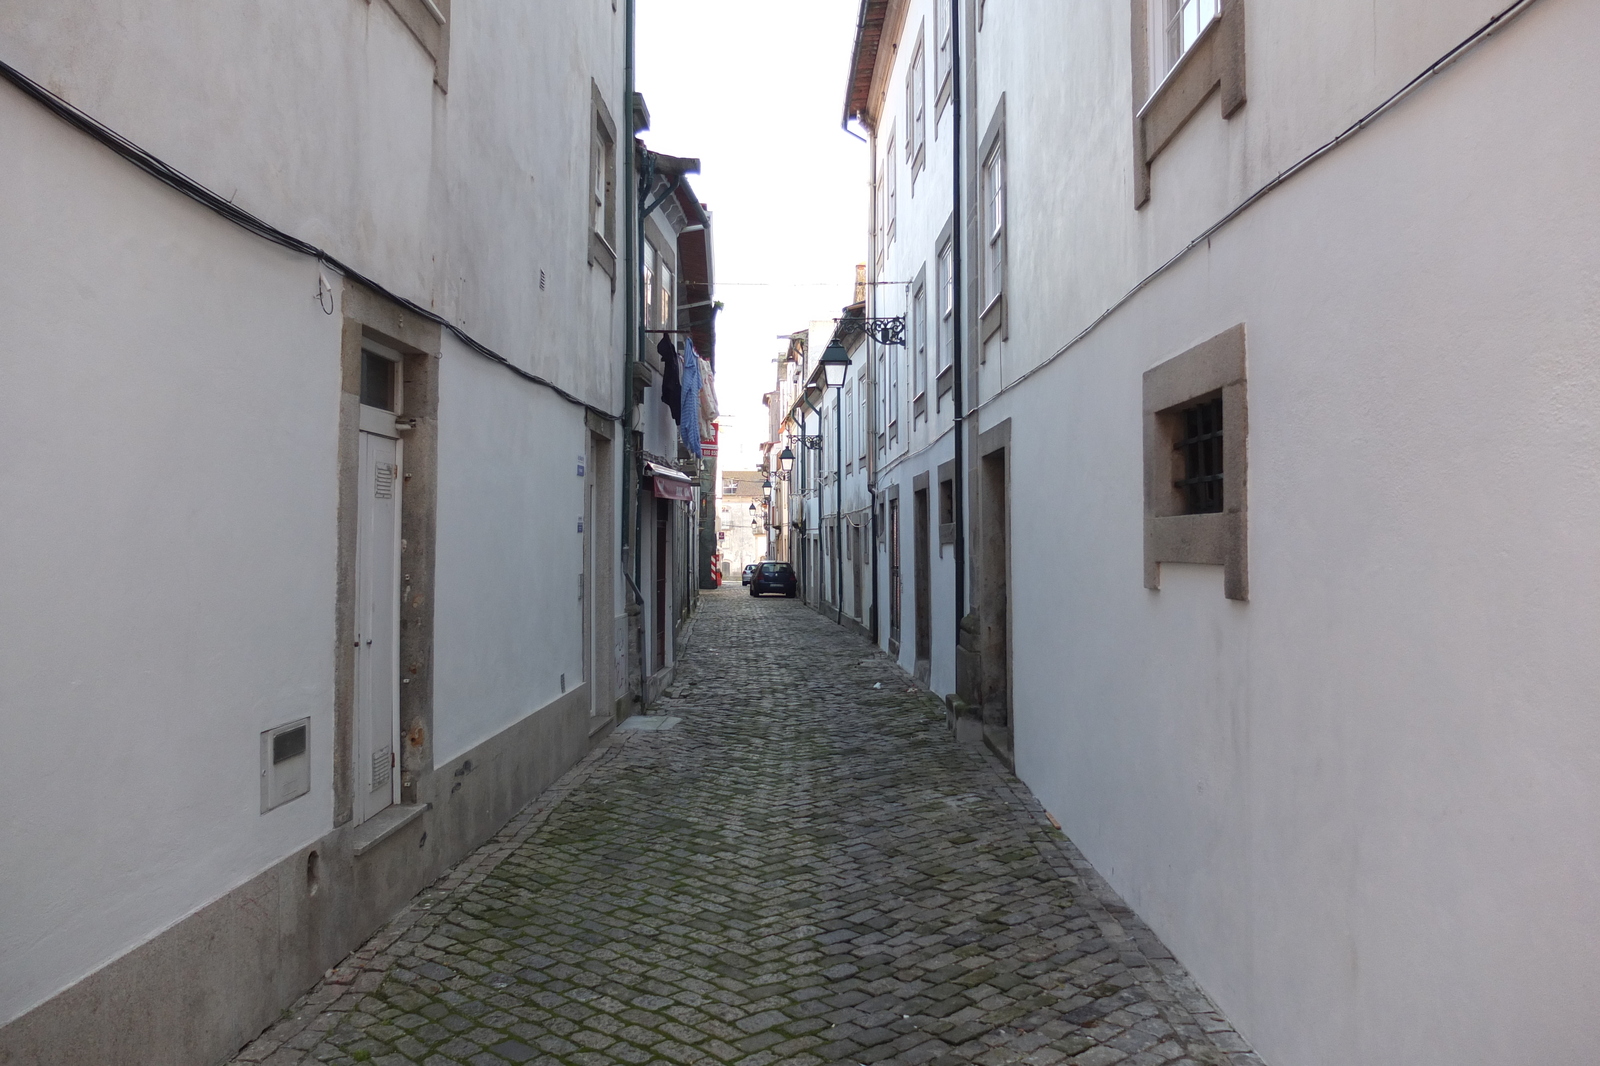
[950, 0, 968, 637]
[622, 0, 648, 712]
[835, 388, 844, 625]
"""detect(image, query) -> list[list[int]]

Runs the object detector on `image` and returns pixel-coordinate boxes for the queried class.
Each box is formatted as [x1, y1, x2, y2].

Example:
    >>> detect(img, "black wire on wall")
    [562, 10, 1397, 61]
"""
[0, 56, 619, 424]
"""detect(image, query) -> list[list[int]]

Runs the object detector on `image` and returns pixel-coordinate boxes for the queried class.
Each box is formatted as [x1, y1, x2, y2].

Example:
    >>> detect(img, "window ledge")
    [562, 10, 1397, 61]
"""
[1134, 0, 1246, 208]
[352, 803, 431, 858]
[1142, 324, 1248, 600]
[980, 293, 1006, 343]
[589, 231, 617, 280]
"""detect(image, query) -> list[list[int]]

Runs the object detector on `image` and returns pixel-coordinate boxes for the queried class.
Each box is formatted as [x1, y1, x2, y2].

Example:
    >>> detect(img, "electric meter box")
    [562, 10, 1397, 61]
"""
[261, 718, 311, 813]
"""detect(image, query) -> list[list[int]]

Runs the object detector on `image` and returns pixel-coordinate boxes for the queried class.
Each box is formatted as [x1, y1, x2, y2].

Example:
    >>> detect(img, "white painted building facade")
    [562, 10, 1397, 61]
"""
[0, 3, 696, 1063]
[847, 1, 1600, 1064]
[769, 317, 875, 630]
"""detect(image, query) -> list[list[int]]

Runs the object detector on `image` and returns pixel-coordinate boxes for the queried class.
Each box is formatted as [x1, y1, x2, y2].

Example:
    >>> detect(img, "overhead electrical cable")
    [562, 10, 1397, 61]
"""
[974, 0, 1544, 415]
[0, 56, 619, 422]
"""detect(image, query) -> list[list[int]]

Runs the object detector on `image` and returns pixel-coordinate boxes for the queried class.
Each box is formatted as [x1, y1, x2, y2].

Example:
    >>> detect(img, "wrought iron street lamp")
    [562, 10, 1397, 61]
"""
[820, 342, 851, 624]
[819, 341, 851, 389]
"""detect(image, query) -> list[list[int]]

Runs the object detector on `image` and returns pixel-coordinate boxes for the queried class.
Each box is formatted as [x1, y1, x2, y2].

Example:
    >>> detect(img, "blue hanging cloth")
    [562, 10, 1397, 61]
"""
[678, 338, 703, 458]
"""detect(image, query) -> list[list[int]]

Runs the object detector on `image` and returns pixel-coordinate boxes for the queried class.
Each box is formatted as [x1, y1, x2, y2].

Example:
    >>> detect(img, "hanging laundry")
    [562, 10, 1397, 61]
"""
[697, 352, 719, 426]
[679, 338, 703, 458]
[704, 352, 723, 444]
[657, 334, 682, 423]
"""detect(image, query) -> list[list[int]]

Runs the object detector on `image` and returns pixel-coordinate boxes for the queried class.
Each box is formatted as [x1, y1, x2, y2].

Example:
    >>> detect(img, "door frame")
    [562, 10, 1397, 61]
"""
[977, 419, 1013, 761]
[333, 283, 441, 826]
[913, 475, 932, 684]
[354, 399, 402, 825]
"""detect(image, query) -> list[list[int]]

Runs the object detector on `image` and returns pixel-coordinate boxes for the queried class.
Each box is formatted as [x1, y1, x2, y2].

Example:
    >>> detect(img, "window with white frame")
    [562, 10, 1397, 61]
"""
[858, 369, 868, 459]
[1159, 0, 1219, 79]
[874, 167, 886, 276]
[588, 83, 618, 278]
[592, 133, 607, 237]
[889, 337, 901, 441]
[935, 1, 952, 107]
[906, 35, 927, 185]
[883, 347, 896, 444]
[912, 273, 928, 405]
[845, 379, 854, 470]
[644, 241, 674, 329]
[982, 141, 1004, 306]
[885, 131, 898, 245]
[937, 238, 954, 374]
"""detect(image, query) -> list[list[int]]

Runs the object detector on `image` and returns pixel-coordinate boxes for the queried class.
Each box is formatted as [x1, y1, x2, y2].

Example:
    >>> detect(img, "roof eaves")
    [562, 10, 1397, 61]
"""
[843, 0, 891, 126]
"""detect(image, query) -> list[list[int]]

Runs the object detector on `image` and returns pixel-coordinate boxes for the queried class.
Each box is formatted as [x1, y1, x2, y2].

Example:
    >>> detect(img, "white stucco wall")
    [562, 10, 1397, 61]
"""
[970, 1, 1600, 1064]
[430, 339, 588, 764]
[0, 0, 628, 1030]
[859, 3, 964, 690]
[0, 86, 342, 1024]
[0, 0, 626, 408]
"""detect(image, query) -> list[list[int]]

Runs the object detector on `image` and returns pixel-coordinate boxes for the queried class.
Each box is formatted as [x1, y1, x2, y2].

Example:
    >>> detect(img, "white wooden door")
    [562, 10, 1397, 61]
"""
[355, 427, 401, 824]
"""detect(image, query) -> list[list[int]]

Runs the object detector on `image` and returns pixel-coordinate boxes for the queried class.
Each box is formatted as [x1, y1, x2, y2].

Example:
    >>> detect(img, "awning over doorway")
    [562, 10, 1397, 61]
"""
[645, 460, 694, 501]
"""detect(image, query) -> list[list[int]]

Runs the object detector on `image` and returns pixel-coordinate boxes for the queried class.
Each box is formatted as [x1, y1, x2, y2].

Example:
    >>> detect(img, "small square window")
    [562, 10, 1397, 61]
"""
[1143, 325, 1247, 599]
[360, 350, 396, 411]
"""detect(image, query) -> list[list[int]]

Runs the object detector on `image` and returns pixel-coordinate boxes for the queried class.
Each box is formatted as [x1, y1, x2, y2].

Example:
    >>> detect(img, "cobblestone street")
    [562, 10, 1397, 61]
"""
[233, 590, 1261, 1066]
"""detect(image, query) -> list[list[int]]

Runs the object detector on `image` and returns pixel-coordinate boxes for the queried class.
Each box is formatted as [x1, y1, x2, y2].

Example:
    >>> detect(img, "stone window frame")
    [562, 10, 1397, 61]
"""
[935, 213, 955, 405]
[889, 328, 902, 444]
[911, 264, 929, 421]
[937, 458, 956, 548]
[905, 26, 928, 190]
[978, 95, 1008, 345]
[1129, 0, 1246, 208]
[885, 126, 898, 247]
[382, 0, 451, 91]
[1143, 324, 1248, 600]
[642, 218, 676, 336]
[934, 0, 953, 120]
[589, 81, 619, 280]
[858, 364, 869, 462]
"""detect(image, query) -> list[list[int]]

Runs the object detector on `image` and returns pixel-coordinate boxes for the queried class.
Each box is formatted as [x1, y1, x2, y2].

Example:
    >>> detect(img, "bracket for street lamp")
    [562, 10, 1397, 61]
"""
[831, 315, 907, 347]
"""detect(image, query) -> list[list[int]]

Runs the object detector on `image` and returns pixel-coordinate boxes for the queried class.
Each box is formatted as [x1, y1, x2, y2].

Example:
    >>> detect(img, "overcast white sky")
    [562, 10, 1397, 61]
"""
[636, 0, 867, 473]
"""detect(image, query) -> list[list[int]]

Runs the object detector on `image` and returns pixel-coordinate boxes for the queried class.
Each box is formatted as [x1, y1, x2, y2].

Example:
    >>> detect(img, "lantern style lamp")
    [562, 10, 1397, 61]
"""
[819, 341, 851, 389]
[779, 446, 795, 473]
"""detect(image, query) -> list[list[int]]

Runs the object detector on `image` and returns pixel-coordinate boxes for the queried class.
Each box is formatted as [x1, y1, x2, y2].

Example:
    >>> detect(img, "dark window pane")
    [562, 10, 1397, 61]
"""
[361, 351, 396, 410]
[1173, 397, 1224, 514]
[272, 725, 307, 765]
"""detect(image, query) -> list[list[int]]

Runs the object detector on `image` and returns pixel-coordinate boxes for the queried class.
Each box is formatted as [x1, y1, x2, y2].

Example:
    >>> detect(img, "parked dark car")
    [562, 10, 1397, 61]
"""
[750, 561, 797, 597]
[742, 563, 757, 586]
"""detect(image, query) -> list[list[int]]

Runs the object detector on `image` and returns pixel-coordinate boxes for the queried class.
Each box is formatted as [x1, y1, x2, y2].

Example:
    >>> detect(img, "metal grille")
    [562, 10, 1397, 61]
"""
[372, 746, 392, 790]
[1173, 398, 1224, 513]
[375, 462, 395, 499]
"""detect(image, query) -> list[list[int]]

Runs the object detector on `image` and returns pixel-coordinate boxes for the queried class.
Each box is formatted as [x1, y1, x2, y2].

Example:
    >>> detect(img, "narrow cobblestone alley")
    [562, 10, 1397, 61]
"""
[233, 591, 1262, 1066]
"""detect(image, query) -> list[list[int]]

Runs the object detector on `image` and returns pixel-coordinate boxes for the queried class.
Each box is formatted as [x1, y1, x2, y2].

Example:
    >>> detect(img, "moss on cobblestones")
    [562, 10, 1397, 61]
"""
[230, 591, 1262, 1066]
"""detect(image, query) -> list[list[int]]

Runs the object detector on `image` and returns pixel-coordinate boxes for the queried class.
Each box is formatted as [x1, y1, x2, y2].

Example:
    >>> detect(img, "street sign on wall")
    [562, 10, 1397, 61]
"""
[702, 423, 719, 459]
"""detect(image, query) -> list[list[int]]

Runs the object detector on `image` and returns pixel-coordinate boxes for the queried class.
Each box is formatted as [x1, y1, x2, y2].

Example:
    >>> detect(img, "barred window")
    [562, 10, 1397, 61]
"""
[1173, 397, 1223, 513]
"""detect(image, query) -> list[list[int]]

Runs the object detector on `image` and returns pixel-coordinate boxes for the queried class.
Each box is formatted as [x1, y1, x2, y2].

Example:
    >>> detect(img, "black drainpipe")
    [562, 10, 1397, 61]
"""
[950, 0, 968, 635]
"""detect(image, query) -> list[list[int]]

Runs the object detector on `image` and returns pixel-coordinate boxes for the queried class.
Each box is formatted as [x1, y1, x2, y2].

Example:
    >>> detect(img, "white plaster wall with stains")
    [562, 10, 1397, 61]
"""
[0, 0, 628, 1034]
[960, 1, 1600, 1064]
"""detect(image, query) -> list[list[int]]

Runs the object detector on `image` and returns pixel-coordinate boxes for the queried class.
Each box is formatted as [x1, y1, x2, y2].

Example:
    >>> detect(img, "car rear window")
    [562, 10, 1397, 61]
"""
[761, 563, 791, 574]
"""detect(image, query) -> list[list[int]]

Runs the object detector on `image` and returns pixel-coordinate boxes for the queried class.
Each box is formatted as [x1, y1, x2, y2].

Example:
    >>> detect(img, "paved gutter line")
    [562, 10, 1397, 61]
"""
[961, 739, 1268, 1066]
